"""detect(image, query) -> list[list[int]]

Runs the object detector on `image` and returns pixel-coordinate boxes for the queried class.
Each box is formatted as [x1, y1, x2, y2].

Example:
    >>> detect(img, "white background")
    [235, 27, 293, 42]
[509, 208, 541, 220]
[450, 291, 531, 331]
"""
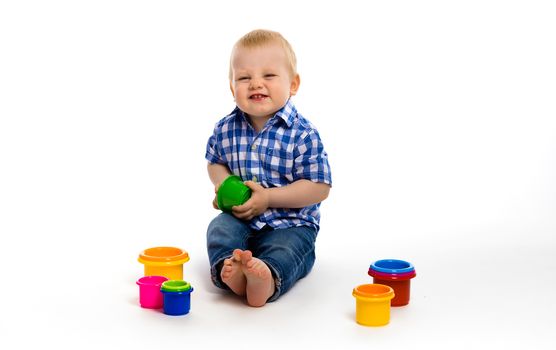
[1, 1, 555, 349]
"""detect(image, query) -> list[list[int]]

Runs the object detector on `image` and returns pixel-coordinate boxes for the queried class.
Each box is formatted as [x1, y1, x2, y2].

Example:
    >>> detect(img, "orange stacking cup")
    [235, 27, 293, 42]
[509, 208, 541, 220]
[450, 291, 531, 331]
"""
[352, 284, 395, 326]
[138, 247, 190, 280]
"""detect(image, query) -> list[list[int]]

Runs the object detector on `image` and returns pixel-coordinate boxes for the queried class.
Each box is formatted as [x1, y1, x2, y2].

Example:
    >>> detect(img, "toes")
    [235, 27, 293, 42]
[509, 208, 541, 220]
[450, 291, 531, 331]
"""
[241, 250, 253, 264]
[232, 249, 243, 261]
[221, 266, 232, 278]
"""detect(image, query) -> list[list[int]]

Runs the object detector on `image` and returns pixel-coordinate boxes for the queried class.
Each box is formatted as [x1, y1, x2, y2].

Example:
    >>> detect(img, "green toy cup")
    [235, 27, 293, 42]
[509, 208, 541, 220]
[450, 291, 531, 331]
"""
[217, 175, 252, 212]
[161, 280, 192, 292]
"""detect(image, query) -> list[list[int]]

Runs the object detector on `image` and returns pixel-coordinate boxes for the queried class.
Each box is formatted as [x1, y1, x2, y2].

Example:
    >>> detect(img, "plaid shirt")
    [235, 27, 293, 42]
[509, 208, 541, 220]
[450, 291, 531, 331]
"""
[205, 99, 332, 231]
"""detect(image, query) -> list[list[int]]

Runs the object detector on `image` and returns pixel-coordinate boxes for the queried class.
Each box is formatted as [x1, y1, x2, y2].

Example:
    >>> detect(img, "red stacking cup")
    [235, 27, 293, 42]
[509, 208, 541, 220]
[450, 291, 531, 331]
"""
[368, 259, 416, 307]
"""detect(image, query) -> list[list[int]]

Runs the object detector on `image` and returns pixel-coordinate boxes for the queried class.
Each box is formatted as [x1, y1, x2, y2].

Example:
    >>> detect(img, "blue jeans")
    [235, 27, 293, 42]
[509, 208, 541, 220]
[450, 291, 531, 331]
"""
[206, 213, 318, 302]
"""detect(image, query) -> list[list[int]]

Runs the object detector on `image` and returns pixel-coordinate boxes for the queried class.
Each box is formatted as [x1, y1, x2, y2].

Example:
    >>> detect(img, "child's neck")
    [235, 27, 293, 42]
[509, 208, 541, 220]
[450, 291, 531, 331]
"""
[247, 115, 271, 133]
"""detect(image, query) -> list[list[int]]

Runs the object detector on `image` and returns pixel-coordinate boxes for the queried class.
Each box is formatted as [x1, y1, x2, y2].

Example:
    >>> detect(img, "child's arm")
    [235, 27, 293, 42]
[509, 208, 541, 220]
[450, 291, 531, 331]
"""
[207, 162, 231, 187]
[232, 179, 330, 221]
[266, 179, 330, 208]
[207, 163, 232, 209]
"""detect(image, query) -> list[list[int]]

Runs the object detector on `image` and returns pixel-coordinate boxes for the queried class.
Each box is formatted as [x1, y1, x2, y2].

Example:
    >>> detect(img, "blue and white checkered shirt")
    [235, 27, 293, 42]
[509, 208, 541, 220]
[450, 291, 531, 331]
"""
[205, 99, 332, 231]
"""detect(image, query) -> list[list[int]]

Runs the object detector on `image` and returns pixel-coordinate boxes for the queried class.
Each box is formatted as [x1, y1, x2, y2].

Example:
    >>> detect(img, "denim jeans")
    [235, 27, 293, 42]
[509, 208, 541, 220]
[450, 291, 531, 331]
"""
[207, 213, 318, 302]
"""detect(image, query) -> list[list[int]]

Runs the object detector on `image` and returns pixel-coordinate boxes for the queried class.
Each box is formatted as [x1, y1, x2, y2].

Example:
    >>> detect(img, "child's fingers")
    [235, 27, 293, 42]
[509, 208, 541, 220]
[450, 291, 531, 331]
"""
[232, 206, 255, 220]
[243, 180, 261, 191]
[231, 201, 250, 213]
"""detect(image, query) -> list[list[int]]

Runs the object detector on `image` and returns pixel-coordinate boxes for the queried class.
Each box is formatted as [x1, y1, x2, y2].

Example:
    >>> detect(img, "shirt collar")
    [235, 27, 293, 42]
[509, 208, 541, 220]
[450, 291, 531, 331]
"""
[234, 99, 297, 128]
[273, 99, 296, 128]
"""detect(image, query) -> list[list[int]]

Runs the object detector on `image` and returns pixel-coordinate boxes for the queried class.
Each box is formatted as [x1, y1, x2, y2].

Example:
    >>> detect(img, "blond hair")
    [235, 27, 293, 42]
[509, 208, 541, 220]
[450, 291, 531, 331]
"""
[229, 29, 297, 80]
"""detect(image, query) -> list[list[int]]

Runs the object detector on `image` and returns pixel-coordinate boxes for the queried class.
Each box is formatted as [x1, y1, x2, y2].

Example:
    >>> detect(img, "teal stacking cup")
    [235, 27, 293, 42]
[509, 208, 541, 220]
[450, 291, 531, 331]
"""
[217, 175, 252, 212]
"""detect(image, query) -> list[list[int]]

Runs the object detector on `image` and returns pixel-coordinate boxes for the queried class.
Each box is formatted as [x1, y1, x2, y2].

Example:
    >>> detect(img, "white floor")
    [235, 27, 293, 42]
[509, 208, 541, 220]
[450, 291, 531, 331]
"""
[2, 204, 555, 349]
[1, 1, 555, 349]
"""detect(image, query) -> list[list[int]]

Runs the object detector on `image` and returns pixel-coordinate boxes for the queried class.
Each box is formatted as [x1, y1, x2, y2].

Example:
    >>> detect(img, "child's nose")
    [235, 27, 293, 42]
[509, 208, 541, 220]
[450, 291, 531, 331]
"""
[249, 78, 263, 89]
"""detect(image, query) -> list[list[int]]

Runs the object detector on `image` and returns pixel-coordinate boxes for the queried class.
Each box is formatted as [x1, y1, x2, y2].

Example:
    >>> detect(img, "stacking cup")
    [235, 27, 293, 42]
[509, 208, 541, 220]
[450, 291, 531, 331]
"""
[369, 259, 416, 307]
[136, 275, 168, 309]
[138, 247, 190, 280]
[370, 259, 414, 274]
[217, 175, 251, 212]
[352, 284, 395, 326]
[160, 280, 194, 316]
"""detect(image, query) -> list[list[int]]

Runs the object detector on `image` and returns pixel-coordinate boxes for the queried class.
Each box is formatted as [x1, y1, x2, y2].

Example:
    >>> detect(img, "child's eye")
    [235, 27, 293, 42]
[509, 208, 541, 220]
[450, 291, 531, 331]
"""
[237, 77, 249, 81]
[264, 74, 277, 78]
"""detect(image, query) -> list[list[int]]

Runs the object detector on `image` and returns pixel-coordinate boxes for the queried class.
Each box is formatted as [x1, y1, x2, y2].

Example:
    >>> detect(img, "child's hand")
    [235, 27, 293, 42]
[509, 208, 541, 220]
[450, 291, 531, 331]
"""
[232, 181, 269, 220]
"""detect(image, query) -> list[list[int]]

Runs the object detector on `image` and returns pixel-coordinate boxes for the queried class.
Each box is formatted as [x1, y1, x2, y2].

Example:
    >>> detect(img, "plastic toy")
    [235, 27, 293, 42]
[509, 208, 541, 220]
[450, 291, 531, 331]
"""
[217, 175, 251, 212]
[370, 259, 414, 274]
[136, 275, 168, 309]
[160, 280, 194, 316]
[352, 284, 395, 326]
[138, 247, 190, 280]
[368, 259, 416, 307]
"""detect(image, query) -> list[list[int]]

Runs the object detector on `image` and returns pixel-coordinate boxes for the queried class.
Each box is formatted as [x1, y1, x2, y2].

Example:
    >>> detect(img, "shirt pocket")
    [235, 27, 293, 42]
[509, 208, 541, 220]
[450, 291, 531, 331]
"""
[262, 147, 294, 182]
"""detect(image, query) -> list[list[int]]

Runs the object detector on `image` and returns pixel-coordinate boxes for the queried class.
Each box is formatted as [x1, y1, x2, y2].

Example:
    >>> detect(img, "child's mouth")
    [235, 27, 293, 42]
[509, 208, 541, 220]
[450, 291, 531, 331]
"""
[250, 94, 268, 100]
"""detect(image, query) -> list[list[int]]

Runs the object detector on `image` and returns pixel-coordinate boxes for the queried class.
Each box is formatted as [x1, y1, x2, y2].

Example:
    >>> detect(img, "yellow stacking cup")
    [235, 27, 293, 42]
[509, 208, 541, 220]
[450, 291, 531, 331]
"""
[352, 284, 395, 326]
[138, 247, 190, 280]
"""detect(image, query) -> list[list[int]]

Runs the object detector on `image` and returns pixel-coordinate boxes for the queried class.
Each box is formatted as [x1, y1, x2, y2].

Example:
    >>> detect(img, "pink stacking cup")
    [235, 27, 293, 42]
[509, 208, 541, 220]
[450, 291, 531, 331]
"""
[136, 275, 168, 309]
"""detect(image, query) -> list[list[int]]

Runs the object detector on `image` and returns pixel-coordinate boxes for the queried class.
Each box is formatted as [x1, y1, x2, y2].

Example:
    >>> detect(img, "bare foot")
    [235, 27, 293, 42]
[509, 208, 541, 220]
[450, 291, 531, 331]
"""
[240, 250, 275, 307]
[221, 249, 246, 296]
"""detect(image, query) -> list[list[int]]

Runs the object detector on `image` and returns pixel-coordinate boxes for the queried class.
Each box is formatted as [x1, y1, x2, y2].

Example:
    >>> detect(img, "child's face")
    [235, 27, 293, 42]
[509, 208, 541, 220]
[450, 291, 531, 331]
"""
[230, 43, 300, 121]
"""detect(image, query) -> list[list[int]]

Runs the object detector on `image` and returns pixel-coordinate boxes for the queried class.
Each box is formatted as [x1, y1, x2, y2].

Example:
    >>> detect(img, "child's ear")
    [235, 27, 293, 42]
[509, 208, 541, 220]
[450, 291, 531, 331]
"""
[289, 74, 300, 96]
[229, 81, 236, 99]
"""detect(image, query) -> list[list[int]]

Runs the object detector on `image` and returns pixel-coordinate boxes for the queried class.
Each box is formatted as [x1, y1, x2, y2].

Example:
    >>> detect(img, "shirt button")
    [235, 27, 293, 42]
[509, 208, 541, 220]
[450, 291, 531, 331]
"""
[251, 144, 257, 151]
[252, 176, 258, 182]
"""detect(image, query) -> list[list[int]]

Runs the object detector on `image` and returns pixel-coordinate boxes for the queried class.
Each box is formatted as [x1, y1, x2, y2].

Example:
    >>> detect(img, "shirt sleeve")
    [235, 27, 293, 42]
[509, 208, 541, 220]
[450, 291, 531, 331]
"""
[205, 124, 226, 164]
[292, 129, 332, 185]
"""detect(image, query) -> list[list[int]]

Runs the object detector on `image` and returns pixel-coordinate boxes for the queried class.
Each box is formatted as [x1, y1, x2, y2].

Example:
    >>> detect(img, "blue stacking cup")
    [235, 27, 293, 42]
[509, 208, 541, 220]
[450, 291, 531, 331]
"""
[370, 259, 415, 274]
[160, 280, 193, 316]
